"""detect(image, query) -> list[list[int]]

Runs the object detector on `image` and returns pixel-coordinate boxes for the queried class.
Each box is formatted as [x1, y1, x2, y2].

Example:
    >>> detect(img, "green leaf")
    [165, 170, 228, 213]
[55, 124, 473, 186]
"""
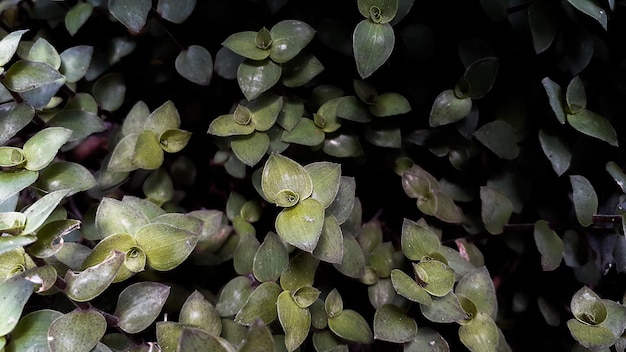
[114, 282, 170, 334]
[353, 20, 395, 79]
[529, 1, 557, 54]
[0, 276, 34, 336]
[261, 153, 313, 205]
[95, 197, 149, 238]
[239, 324, 274, 352]
[47, 109, 106, 142]
[216, 276, 254, 317]
[534, 220, 564, 271]
[157, 0, 196, 24]
[269, 20, 316, 63]
[608, 161, 626, 194]
[208, 114, 256, 137]
[420, 292, 467, 323]
[463, 57, 499, 99]
[538, 129, 571, 177]
[47, 309, 107, 352]
[312, 214, 344, 264]
[175, 45, 213, 86]
[541, 77, 566, 124]
[237, 59, 282, 101]
[458, 312, 499, 352]
[22, 189, 69, 235]
[180, 291, 221, 335]
[568, 319, 616, 349]
[21, 127, 71, 171]
[480, 186, 513, 235]
[81, 233, 140, 282]
[474, 120, 520, 160]
[135, 223, 198, 271]
[0, 103, 34, 145]
[571, 286, 607, 325]
[277, 290, 311, 352]
[293, 286, 321, 309]
[29, 219, 80, 258]
[405, 327, 450, 352]
[0, 235, 35, 256]
[232, 132, 270, 167]
[370, 92, 411, 117]
[333, 235, 366, 278]
[567, 109, 618, 147]
[0, 29, 28, 66]
[413, 260, 455, 297]
[570, 175, 598, 227]
[275, 198, 324, 252]
[327, 177, 356, 225]
[390, 269, 432, 305]
[253, 232, 289, 282]
[328, 309, 373, 344]
[281, 117, 325, 146]
[222, 31, 270, 61]
[235, 281, 281, 325]
[566, 0, 608, 30]
[28, 38, 61, 70]
[429, 89, 472, 127]
[323, 133, 364, 158]
[373, 304, 417, 343]
[64, 250, 125, 302]
[325, 288, 344, 318]
[93, 73, 125, 112]
[144, 101, 181, 135]
[456, 266, 498, 319]
[177, 327, 231, 352]
[0, 169, 38, 205]
[0, 146, 25, 168]
[108, 0, 151, 33]
[304, 162, 342, 208]
[233, 233, 260, 275]
[65, 3, 93, 36]
[280, 252, 319, 291]
[401, 218, 441, 260]
[566, 76, 587, 113]
[357, 0, 399, 23]
[7, 309, 63, 352]
[336, 96, 373, 123]
[281, 52, 324, 88]
[132, 130, 164, 170]
[122, 101, 150, 136]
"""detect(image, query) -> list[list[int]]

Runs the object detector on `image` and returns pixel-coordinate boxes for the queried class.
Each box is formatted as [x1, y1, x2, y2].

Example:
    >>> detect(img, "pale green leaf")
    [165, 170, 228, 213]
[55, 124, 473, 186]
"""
[28, 38, 61, 70]
[6, 309, 62, 352]
[281, 117, 325, 146]
[279, 252, 319, 291]
[135, 223, 198, 271]
[65, 3, 93, 36]
[235, 281, 281, 326]
[390, 269, 432, 305]
[222, 31, 270, 61]
[22, 127, 71, 171]
[0, 276, 34, 336]
[215, 276, 254, 317]
[47, 109, 106, 142]
[0, 169, 38, 205]
[0, 30, 28, 66]
[456, 266, 498, 319]
[95, 197, 149, 238]
[208, 114, 255, 137]
[328, 309, 373, 344]
[180, 291, 222, 335]
[401, 218, 441, 260]
[357, 0, 399, 23]
[458, 312, 499, 352]
[281, 52, 324, 88]
[277, 290, 311, 352]
[261, 153, 313, 205]
[428, 89, 472, 127]
[47, 309, 106, 352]
[420, 292, 467, 323]
[275, 198, 324, 252]
[269, 20, 316, 64]
[541, 77, 566, 124]
[22, 189, 69, 235]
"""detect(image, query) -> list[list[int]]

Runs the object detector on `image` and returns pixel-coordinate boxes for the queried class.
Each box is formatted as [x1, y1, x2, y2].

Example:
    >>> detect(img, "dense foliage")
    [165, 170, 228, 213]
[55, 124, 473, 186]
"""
[2, 0, 626, 351]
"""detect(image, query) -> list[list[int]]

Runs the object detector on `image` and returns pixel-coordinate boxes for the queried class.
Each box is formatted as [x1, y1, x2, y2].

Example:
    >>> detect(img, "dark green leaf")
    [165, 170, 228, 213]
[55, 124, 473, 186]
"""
[108, 0, 151, 33]
[480, 186, 513, 235]
[237, 59, 282, 101]
[567, 109, 618, 147]
[390, 269, 432, 305]
[47, 109, 106, 142]
[333, 235, 366, 278]
[357, 0, 399, 23]
[567, 0, 608, 30]
[282, 52, 324, 88]
[235, 281, 281, 325]
[269, 20, 316, 63]
[353, 20, 394, 78]
[216, 276, 254, 317]
[373, 304, 417, 343]
[570, 175, 598, 227]
[538, 129, 571, 176]
[541, 77, 566, 124]
[277, 290, 311, 351]
[463, 57, 499, 99]
[232, 132, 270, 167]
[253, 232, 289, 282]
[222, 31, 270, 61]
[175, 45, 213, 86]
[281, 118, 325, 146]
[0, 169, 38, 205]
[429, 89, 472, 127]
[93, 73, 125, 112]
[280, 252, 319, 291]
[534, 220, 564, 271]
[328, 309, 373, 344]
[474, 120, 520, 159]
[529, 1, 557, 54]
[479, 0, 508, 21]
[312, 214, 344, 264]
[0, 103, 34, 145]
[157, 0, 196, 24]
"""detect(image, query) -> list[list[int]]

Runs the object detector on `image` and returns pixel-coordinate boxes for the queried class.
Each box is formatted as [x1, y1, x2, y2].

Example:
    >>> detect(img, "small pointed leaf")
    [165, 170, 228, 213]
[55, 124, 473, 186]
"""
[231, 132, 270, 167]
[429, 90, 472, 127]
[237, 59, 282, 101]
[539, 129, 571, 176]
[175, 45, 213, 86]
[280, 252, 319, 291]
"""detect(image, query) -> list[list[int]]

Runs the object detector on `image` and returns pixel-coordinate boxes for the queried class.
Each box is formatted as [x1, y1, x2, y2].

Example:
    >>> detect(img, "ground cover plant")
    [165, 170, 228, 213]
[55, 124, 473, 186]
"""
[2, 0, 626, 351]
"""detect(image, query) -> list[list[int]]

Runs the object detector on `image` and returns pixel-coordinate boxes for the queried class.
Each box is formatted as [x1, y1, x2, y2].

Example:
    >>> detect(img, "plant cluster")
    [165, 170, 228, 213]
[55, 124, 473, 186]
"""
[2, 0, 626, 351]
